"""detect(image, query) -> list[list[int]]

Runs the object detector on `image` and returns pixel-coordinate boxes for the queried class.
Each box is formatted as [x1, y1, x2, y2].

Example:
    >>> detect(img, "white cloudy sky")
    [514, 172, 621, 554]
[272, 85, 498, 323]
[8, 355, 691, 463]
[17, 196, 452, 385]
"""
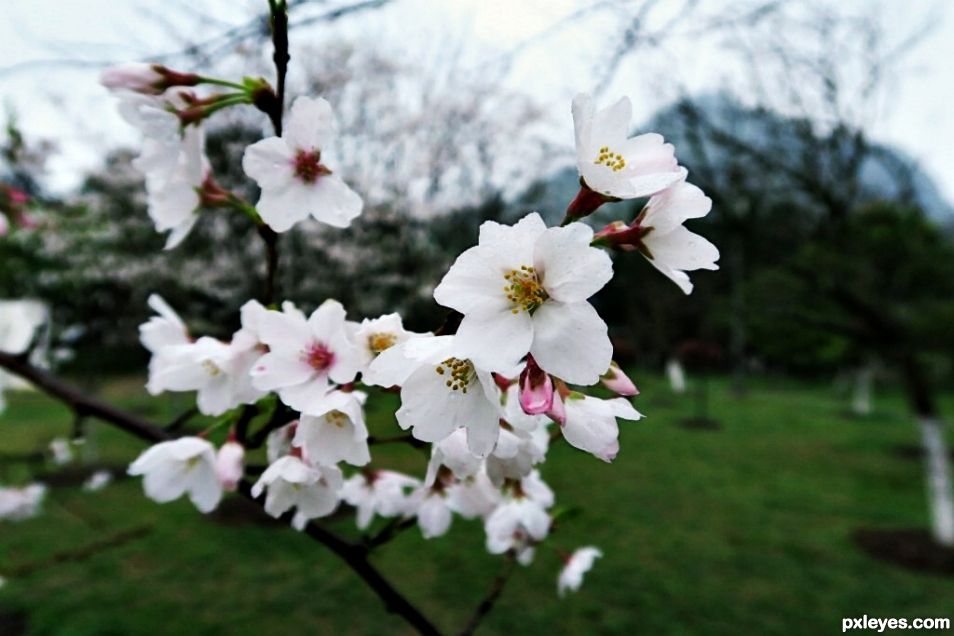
[0, 0, 951, 202]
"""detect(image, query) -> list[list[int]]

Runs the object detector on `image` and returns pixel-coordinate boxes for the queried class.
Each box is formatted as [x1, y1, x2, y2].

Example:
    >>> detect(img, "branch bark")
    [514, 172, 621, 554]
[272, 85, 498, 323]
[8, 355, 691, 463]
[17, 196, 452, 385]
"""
[458, 553, 516, 636]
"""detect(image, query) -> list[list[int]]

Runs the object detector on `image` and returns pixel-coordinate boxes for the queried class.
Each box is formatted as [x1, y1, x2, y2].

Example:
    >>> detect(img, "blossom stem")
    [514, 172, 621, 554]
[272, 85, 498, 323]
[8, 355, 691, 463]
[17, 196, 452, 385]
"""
[196, 76, 248, 91]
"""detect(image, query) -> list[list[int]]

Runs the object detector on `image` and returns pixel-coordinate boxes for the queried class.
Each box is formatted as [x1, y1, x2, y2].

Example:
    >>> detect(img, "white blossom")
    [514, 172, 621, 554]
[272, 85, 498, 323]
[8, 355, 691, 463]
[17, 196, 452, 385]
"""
[243, 96, 362, 232]
[352, 313, 415, 371]
[251, 455, 342, 524]
[83, 470, 113, 493]
[215, 441, 245, 491]
[128, 437, 222, 513]
[49, 438, 73, 466]
[0, 483, 47, 521]
[572, 92, 684, 199]
[558, 547, 603, 597]
[367, 335, 503, 456]
[294, 390, 370, 466]
[561, 394, 643, 462]
[433, 213, 613, 385]
[638, 180, 720, 294]
[341, 470, 420, 530]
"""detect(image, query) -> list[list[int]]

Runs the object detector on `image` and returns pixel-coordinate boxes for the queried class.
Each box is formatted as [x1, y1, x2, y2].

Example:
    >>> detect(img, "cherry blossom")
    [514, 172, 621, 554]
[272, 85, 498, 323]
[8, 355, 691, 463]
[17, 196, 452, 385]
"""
[433, 213, 613, 385]
[352, 313, 416, 370]
[484, 472, 554, 564]
[243, 96, 362, 232]
[0, 483, 47, 521]
[140, 294, 190, 354]
[128, 437, 222, 513]
[636, 181, 720, 294]
[215, 440, 245, 491]
[250, 300, 361, 414]
[557, 547, 603, 597]
[341, 470, 420, 530]
[571, 92, 684, 200]
[561, 394, 643, 462]
[251, 455, 343, 523]
[83, 470, 113, 493]
[366, 335, 503, 456]
[294, 390, 370, 466]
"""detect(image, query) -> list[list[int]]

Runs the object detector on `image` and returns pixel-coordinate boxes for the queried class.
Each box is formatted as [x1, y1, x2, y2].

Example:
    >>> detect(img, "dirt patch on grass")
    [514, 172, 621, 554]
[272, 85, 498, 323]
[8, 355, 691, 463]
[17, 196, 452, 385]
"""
[891, 444, 954, 462]
[853, 528, 954, 576]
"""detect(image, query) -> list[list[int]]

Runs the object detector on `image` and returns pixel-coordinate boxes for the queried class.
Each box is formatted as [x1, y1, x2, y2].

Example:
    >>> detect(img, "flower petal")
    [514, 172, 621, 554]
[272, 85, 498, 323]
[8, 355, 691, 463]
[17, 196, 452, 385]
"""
[530, 301, 611, 385]
[535, 223, 612, 303]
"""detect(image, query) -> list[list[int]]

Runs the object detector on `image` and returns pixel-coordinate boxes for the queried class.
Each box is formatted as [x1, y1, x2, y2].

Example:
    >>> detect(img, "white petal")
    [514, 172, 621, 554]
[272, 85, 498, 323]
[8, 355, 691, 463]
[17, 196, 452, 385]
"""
[256, 183, 313, 233]
[309, 176, 363, 228]
[250, 352, 314, 392]
[455, 306, 533, 374]
[433, 246, 511, 314]
[643, 225, 720, 295]
[535, 224, 612, 303]
[530, 301, 611, 385]
[285, 96, 335, 151]
[640, 181, 711, 235]
[242, 137, 295, 189]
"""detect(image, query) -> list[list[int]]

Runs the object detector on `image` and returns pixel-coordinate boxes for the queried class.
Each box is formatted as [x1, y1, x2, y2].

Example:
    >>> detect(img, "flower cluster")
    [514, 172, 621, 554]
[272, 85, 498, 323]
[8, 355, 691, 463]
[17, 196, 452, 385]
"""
[109, 59, 719, 599]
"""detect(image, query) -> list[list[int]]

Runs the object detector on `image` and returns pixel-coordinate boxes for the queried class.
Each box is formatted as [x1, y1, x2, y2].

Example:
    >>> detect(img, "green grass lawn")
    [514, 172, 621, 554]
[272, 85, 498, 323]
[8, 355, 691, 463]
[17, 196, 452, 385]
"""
[1, 373, 953, 635]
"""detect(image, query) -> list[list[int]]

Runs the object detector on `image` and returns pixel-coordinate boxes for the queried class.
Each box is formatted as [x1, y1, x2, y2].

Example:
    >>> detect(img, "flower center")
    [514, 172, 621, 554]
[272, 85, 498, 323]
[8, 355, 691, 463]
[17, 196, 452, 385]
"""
[594, 145, 626, 172]
[201, 360, 222, 377]
[325, 410, 349, 428]
[302, 342, 335, 372]
[504, 266, 548, 314]
[293, 149, 332, 183]
[368, 332, 397, 355]
[434, 357, 476, 393]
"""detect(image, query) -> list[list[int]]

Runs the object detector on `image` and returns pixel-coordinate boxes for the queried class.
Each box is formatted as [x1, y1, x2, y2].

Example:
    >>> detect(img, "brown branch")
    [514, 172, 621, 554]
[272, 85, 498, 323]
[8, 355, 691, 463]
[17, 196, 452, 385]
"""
[8, 525, 152, 577]
[0, 351, 443, 636]
[458, 553, 517, 636]
[364, 516, 417, 549]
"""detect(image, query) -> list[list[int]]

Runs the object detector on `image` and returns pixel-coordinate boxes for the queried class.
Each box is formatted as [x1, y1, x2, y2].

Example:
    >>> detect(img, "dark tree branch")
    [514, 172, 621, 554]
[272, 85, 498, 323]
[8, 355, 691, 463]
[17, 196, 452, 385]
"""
[0, 351, 443, 636]
[458, 553, 517, 636]
[165, 406, 200, 433]
[364, 516, 417, 549]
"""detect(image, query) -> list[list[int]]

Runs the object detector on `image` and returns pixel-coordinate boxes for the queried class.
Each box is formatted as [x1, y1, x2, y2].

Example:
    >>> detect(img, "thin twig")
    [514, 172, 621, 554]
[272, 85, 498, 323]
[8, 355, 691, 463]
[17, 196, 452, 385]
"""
[165, 406, 199, 433]
[458, 553, 517, 636]
[364, 516, 417, 549]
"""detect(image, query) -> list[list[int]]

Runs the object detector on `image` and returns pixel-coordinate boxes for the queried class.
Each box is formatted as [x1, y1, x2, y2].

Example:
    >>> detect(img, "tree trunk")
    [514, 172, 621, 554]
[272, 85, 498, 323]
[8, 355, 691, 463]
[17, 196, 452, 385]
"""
[902, 354, 954, 547]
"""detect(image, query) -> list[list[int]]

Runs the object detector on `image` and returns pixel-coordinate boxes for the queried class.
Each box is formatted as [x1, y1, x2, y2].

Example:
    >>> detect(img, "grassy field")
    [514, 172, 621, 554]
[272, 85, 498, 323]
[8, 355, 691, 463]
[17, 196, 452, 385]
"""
[1, 373, 953, 635]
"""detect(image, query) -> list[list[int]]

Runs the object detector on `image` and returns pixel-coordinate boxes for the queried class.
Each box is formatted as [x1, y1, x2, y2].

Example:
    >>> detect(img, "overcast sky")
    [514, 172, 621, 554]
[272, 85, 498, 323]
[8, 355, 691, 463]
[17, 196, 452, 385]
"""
[1, 0, 952, 203]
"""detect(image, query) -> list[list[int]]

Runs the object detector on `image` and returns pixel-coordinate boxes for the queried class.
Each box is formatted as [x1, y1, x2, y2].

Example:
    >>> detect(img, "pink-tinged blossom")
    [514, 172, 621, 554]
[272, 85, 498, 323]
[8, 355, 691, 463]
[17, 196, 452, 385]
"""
[250, 299, 361, 415]
[561, 394, 642, 462]
[215, 441, 245, 492]
[100, 63, 198, 95]
[433, 213, 613, 385]
[485, 426, 549, 486]
[600, 362, 638, 396]
[251, 455, 342, 524]
[341, 470, 420, 530]
[242, 96, 362, 232]
[366, 335, 505, 457]
[558, 547, 603, 597]
[572, 93, 684, 200]
[128, 437, 222, 513]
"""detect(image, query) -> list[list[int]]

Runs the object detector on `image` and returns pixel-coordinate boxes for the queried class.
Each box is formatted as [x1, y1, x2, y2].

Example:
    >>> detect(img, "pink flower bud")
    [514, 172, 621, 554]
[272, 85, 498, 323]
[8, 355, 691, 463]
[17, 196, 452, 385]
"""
[100, 63, 199, 95]
[8, 188, 29, 205]
[519, 355, 553, 415]
[215, 441, 245, 492]
[547, 390, 566, 426]
[592, 220, 653, 253]
[600, 362, 638, 396]
[0, 214, 8, 237]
